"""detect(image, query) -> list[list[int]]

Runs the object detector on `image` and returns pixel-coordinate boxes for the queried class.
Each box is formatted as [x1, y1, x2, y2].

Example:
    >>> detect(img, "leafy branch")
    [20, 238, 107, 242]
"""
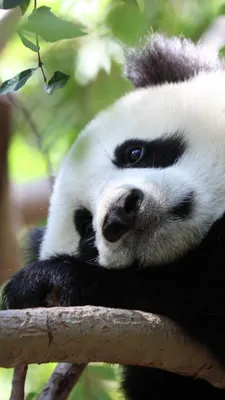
[33, 0, 47, 84]
[0, 0, 86, 95]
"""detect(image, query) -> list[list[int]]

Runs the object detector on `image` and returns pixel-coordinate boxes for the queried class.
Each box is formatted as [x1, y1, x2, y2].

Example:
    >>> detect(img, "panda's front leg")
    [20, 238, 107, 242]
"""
[2, 255, 103, 310]
[2, 253, 174, 313]
[1, 254, 143, 310]
[2, 255, 74, 310]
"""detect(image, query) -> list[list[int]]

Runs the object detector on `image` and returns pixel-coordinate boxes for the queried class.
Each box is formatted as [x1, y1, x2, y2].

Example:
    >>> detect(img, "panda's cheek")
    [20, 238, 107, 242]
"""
[97, 241, 117, 268]
[94, 230, 114, 265]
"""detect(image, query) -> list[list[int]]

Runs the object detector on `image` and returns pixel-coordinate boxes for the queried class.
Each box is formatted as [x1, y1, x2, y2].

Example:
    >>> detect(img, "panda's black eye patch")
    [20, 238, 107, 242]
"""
[113, 133, 186, 169]
[74, 208, 93, 236]
[74, 208, 98, 264]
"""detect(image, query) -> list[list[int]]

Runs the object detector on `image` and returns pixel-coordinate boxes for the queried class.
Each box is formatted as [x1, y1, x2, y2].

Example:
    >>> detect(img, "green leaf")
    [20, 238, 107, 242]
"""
[106, 2, 149, 45]
[25, 392, 38, 400]
[44, 71, 70, 95]
[0, 68, 37, 95]
[18, 32, 39, 52]
[0, 0, 25, 9]
[20, 0, 30, 15]
[24, 6, 86, 42]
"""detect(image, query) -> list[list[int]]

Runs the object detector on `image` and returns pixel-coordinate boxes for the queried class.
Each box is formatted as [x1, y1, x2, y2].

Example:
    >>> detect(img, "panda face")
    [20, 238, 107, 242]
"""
[41, 70, 225, 268]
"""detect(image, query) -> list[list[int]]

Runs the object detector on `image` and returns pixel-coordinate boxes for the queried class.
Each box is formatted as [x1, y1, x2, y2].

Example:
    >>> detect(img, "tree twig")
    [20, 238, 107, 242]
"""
[9, 365, 28, 400]
[1, 306, 225, 389]
[33, 0, 47, 84]
[38, 363, 86, 400]
[36, 34, 47, 84]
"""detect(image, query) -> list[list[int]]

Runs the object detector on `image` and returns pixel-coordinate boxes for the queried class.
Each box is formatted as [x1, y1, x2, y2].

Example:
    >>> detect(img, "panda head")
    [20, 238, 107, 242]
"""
[40, 34, 225, 268]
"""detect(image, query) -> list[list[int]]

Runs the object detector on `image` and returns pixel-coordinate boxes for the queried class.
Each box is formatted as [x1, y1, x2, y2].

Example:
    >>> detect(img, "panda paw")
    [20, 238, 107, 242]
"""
[2, 263, 53, 310]
[2, 255, 85, 310]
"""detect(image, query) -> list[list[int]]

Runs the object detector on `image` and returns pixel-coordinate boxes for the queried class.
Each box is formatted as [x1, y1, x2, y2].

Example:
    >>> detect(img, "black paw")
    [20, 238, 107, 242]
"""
[2, 262, 52, 309]
[2, 255, 84, 310]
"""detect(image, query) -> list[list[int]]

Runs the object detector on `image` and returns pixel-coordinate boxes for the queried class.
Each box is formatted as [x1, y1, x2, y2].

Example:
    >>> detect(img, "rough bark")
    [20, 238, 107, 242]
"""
[0, 306, 225, 389]
[9, 365, 28, 400]
[38, 363, 86, 400]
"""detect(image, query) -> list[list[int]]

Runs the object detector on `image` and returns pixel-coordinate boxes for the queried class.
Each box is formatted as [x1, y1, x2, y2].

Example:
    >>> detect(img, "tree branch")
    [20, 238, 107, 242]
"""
[9, 365, 28, 400]
[0, 306, 225, 389]
[38, 363, 86, 400]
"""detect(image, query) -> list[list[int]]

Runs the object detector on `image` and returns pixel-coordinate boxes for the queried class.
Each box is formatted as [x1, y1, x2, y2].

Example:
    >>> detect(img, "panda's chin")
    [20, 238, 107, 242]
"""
[99, 248, 134, 269]
[97, 229, 158, 269]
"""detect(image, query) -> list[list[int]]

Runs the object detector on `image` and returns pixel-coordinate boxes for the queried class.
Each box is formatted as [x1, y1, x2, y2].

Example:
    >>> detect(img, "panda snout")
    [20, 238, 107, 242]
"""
[102, 188, 144, 243]
[100, 182, 195, 245]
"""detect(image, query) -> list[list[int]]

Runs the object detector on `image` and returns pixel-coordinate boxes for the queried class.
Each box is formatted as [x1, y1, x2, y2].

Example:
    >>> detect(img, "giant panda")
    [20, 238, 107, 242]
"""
[3, 33, 225, 399]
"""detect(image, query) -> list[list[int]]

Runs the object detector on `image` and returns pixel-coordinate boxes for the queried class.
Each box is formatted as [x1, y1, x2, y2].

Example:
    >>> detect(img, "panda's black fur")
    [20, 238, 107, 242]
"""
[5, 213, 225, 398]
[124, 33, 223, 87]
[4, 34, 225, 399]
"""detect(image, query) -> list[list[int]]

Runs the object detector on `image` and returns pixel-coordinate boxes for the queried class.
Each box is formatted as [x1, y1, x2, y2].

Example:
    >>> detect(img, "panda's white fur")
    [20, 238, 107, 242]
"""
[41, 70, 225, 268]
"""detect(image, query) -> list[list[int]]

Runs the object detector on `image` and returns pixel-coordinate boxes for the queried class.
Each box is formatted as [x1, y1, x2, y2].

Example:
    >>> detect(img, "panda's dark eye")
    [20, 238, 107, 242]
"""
[125, 146, 144, 165]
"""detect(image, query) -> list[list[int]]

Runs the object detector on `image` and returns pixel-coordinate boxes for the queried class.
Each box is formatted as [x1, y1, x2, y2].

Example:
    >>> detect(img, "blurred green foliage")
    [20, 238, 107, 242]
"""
[1, 0, 225, 398]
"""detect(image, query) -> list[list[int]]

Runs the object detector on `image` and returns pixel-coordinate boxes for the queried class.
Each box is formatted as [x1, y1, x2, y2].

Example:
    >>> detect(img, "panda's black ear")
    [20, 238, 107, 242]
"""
[124, 33, 222, 88]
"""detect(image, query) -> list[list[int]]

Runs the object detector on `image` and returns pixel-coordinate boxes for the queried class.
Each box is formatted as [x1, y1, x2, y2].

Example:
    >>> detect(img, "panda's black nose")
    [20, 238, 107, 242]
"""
[102, 188, 144, 243]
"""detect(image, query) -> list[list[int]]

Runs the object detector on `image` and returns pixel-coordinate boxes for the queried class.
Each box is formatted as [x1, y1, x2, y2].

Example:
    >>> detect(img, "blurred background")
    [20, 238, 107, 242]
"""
[0, 0, 225, 398]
